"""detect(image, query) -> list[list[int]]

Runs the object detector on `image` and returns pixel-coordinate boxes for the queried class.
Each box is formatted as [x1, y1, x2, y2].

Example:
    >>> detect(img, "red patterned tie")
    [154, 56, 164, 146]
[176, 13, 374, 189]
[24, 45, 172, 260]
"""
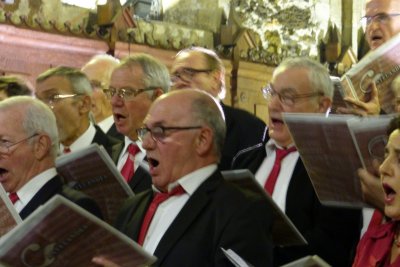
[137, 185, 185, 246]
[63, 147, 71, 154]
[9, 192, 19, 204]
[264, 147, 297, 195]
[121, 144, 140, 182]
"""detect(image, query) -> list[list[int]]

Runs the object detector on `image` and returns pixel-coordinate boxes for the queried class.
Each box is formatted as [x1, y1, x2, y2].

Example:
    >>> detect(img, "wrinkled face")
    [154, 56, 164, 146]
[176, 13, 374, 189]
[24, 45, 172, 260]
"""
[109, 66, 154, 140]
[365, 0, 400, 50]
[0, 108, 37, 193]
[267, 68, 327, 147]
[35, 76, 84, 146]
[141, 95, 201, 191]
[380, 129, 400, 220]
[82, 63, 113, 122]
[171, 51, 220, 97]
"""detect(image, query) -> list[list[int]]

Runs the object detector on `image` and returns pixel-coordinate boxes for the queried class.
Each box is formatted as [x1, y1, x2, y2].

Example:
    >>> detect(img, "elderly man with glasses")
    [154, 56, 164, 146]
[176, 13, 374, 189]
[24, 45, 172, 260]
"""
[362, 0, 400, 51]
[35, 66, 120, 156]
[0, 96, 102, 220]
[232, 57, 362, 266]
[171, 46, 267, 171]
[92, 89, 274, 267]
[105, 54, 169, 194]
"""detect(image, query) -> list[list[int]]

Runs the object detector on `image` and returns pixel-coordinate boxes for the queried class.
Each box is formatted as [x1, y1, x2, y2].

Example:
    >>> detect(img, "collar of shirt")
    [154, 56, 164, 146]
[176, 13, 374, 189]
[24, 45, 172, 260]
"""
[117, 137, 145, 170]
[265, 138, 296, 156]
[97, 115, 114, 133]
[60, 123, 96, 153]
[152, 164, 218, 196]
[13, 167, 57, 212]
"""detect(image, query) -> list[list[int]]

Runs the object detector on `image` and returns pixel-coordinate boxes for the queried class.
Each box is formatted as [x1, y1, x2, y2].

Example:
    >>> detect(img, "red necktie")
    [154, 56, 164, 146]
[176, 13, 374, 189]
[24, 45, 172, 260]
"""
[367, 209, 383, 230]
[121, 144, 140, 182]
[9, 192, 19, 204]
[264, 147, 297, 194]
[63, 147, 71, 154]
[137, 185, 185, 246]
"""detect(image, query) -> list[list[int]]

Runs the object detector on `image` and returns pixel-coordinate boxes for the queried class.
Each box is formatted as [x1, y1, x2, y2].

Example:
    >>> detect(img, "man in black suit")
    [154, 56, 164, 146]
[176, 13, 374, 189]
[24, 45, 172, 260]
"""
[106, 54, 169, 194]
[81, 54, 124, 141]
[171, 46, 267, 170]
[93, 89, 274, 267]
[232, 57, 362, 266]
[35, 66, 120, 156]
[0, 96, 102, 219]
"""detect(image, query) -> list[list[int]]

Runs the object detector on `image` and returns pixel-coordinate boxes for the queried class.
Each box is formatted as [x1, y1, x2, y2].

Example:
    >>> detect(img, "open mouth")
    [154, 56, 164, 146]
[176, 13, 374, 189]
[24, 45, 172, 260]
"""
[0, 168, 8, 180]
[383, 183, 396, 199]
[147, 157, 159, 168]
[113, 113, 126, 122]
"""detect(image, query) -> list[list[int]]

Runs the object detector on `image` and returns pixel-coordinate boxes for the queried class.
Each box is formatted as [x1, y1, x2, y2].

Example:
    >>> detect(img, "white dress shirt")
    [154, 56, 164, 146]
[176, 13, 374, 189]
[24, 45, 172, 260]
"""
[12, 168, 57, 212]
[97, 115, 114, 134]
[143, 164, 217, 254]
[255, 139, 299, 212]
[60, 123, 96, 154]
[117, 136, 147, 172]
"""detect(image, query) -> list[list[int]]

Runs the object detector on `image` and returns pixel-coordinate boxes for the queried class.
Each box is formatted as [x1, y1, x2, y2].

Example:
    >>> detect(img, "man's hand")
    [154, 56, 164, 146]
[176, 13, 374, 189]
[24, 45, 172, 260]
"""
[337, 82, 380, 116]
[92, 257, 121, 267]
[358, 167, 384, 211]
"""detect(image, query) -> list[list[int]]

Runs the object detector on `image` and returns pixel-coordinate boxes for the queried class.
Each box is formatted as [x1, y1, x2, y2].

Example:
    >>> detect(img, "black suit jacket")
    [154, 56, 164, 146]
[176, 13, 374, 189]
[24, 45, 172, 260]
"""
[220, 103, 266, 170]
[114, 170, 274, 267]
[112, 142, 152, 195]
[106, 123, 124, 142]
[92, 124, 121, 157]
[232, 138, 362, 267]
[19, 175, 103, 220]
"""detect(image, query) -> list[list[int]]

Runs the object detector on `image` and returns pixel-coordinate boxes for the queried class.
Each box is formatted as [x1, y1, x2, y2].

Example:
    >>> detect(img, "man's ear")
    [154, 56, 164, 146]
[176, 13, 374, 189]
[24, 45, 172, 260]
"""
[79, 95, 92, 114]
[195, 127, 213, 156]
[318, 96, 332, 113]
[210, 70, 223, 97]
[151, 88, 164, 101]
[33, 134, 52, 160]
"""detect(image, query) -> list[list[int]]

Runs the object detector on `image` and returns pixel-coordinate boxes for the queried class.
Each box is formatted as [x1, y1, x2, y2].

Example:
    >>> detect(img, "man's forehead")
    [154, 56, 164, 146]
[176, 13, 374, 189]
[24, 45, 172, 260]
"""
[366, 0, 398, 13]
[272, 67, 311, 92]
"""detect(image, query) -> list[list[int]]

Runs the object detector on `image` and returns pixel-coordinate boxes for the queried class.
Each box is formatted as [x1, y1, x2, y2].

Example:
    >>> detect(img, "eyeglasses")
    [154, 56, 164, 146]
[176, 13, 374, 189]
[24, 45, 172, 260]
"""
[261, 84, 323, 106]
[0, 133, 39, 155]
[360, 13, 400, 27]
[103, 87, 156, 101]
[171, 67, 213, 83]
[136, 125, 202, 142]
[36, 94, 81, 109]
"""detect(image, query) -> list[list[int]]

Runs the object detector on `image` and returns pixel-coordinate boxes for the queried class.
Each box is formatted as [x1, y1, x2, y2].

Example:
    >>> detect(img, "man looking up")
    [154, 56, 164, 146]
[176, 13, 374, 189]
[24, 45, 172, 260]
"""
[233, 57, 362, 266]
[81, 54, 123, 141]
[35, 66, 119, 156]
[171, 46, 266, 170]
[107, 54, 169, 194]
[93, 89, 274, 267]
[0, 96, 102, 219]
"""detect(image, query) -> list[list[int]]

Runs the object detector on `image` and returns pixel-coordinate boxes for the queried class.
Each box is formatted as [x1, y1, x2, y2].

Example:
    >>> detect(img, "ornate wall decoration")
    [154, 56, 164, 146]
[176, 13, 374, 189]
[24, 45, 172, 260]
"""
[233, 0, 326, 65]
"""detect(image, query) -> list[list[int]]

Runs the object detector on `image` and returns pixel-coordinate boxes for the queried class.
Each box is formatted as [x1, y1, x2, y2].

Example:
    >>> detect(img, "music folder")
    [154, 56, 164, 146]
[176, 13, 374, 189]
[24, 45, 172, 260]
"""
[221, 169, 307, 247]
[56, 143, 134, 225]
[0, 195, 156, 267]
[283, 113, 393, 208]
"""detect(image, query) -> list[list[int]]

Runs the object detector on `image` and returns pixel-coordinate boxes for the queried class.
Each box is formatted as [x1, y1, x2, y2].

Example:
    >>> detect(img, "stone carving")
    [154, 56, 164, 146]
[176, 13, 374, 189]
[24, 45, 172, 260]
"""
[232, 0, 325, 65]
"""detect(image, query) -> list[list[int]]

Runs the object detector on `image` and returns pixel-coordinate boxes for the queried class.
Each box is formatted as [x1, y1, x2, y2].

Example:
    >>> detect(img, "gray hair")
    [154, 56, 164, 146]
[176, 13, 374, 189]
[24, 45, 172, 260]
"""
[119, 54, 170, 93]
[0, 96, 59, 157]
[273, 57, 334, 98]
[81, 54, 120, 88]
[190, 90, 226, 160]
[177, 46, 226, 99]
[36, 66, 92, 96]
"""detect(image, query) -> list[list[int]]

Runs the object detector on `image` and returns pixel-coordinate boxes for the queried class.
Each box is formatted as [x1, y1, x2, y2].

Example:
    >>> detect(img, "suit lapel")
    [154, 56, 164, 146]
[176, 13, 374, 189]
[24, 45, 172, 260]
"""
[154, 172, 220, 263]
[20, 176, 63, 219]
[119, 191, 153, 240]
